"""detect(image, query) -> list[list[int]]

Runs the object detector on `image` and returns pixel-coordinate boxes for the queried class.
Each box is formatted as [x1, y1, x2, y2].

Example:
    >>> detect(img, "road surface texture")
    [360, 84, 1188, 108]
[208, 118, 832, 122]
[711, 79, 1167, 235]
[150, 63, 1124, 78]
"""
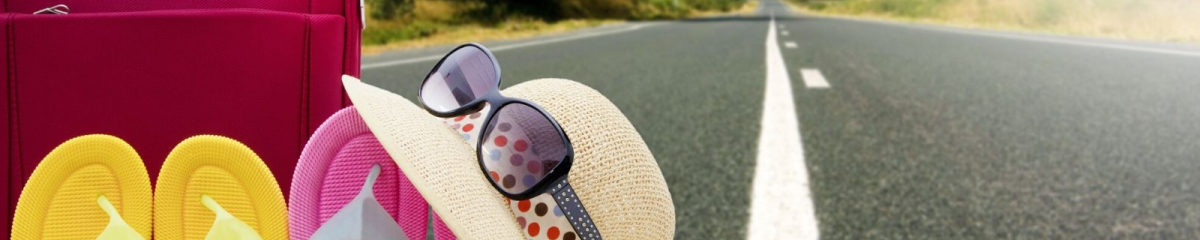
[362, 1, 1200, 239]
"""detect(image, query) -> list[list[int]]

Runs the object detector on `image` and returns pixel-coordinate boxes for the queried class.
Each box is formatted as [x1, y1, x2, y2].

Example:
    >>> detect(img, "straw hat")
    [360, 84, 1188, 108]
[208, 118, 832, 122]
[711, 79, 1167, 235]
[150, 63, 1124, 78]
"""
[341, 76, 675, 240]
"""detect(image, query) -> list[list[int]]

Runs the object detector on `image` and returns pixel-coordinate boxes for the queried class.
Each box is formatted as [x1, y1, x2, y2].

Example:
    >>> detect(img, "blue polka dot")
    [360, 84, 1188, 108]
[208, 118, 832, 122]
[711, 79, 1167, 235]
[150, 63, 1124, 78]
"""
[522, 175, 536, 187]
[553, 206, 563, 217]
[489, 149, 501, 161]
[461, 134, 470, 140]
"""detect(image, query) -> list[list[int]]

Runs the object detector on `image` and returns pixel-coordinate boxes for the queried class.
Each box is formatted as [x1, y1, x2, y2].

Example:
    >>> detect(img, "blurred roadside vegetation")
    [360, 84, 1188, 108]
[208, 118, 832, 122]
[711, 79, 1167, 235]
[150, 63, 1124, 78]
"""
[364, 0, 749, 51]
[785, 0, 1200, 44]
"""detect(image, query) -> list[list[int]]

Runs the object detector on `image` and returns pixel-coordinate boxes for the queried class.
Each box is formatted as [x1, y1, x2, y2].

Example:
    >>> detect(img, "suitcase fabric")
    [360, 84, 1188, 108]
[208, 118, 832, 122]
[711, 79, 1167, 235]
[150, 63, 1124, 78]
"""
[1, 0, 363, 236]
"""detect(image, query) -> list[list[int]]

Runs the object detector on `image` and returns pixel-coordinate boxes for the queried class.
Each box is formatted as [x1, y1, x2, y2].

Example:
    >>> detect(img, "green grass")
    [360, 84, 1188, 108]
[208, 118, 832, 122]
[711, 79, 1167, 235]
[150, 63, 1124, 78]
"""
[363, 20, 445, 45]
[861, 0, 939, 18]
[362, 0, 748, 52]
[362, 18, 618, 54]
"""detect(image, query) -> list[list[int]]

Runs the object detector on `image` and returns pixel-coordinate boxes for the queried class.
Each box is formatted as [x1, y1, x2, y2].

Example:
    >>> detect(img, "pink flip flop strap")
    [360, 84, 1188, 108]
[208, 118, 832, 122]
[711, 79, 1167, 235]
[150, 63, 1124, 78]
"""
[433, 213, 456, 240]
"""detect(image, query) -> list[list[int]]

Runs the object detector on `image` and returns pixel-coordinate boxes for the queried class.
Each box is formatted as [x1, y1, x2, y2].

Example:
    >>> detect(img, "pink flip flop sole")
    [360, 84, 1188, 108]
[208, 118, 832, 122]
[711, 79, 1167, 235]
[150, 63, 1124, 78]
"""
[289, 107, 428, 240]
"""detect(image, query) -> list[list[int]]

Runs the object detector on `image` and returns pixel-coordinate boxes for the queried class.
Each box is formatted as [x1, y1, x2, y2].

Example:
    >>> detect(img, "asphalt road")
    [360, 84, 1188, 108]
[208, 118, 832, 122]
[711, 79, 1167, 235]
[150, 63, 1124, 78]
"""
[363, 1, 1200, 239]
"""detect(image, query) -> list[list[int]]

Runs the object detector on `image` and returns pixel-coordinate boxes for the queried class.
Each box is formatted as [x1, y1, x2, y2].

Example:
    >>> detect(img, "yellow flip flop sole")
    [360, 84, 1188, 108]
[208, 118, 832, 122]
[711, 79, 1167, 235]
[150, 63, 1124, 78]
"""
[10, 134, 152, 240]
[153, 135, 287, 240]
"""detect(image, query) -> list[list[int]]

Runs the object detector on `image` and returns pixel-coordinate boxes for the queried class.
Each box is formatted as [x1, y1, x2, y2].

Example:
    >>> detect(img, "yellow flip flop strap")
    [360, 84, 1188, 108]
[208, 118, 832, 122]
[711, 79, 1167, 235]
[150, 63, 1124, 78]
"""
[95, 195, 146, 240]
[201, 195, 264, 240]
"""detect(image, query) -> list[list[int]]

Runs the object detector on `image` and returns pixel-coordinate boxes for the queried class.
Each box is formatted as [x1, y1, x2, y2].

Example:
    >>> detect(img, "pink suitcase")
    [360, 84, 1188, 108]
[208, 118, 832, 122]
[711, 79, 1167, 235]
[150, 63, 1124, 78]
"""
[0, 0, 363, 235]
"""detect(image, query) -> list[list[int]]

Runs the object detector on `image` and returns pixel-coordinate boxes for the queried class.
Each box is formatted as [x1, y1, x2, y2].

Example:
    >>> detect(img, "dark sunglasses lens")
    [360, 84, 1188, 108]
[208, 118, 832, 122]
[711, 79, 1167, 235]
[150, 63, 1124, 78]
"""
[421, 45, 499, 113]
[480, 104, 567, 195]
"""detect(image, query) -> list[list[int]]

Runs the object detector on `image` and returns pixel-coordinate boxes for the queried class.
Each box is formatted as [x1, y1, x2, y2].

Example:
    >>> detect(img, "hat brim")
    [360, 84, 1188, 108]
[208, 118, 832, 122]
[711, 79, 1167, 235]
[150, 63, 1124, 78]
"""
[341, 76, 524, 239]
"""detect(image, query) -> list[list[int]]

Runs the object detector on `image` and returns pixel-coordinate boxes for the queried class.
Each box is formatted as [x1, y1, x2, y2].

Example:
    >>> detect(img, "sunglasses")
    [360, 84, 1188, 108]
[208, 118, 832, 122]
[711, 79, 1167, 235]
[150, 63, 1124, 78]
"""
[418, 43, 602, 240]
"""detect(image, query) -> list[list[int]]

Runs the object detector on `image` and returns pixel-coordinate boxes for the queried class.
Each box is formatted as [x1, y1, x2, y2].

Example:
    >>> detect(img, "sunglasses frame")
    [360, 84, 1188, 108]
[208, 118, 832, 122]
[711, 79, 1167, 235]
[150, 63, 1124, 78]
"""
[418, 43, 576, 200]
[418, 43, 504, 117]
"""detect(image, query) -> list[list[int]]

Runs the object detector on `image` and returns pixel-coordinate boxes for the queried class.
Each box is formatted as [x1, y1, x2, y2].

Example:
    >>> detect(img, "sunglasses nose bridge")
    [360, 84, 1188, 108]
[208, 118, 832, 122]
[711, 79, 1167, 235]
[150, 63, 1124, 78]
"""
[463, 90, 502, 111]
[466, 100, 490, 114]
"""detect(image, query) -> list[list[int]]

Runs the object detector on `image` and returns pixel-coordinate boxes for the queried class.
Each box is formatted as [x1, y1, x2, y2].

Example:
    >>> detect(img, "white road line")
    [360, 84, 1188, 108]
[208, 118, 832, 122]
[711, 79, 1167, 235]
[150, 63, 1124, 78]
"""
[800, 69, 830, 88]
[746, 14, 820, 240]
[822, 15, 1200, 58]
[784, 41, 798, 49]
[362, 23, 658, 69]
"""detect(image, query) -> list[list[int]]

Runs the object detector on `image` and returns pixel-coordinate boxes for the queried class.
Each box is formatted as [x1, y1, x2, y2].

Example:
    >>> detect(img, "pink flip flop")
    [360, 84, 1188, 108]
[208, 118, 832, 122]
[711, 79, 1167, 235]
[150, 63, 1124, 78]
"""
[289, 107, 428, 240]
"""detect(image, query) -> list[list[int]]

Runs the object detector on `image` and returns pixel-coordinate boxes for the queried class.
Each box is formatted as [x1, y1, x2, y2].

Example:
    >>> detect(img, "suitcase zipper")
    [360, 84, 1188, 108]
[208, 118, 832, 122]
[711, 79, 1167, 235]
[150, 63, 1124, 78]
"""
[33, 4, 70, 14]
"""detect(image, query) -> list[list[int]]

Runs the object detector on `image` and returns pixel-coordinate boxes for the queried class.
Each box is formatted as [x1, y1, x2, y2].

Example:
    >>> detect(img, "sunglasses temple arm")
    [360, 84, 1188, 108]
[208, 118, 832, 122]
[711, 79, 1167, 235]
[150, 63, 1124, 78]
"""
[548, 177, 603, 240]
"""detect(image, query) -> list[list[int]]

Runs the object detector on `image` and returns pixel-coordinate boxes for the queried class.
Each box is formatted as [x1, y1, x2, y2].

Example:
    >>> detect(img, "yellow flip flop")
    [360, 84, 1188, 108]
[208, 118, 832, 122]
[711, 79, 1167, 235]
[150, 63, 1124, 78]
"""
[154, 135, 287, 240]
[10, 134, 152, 240]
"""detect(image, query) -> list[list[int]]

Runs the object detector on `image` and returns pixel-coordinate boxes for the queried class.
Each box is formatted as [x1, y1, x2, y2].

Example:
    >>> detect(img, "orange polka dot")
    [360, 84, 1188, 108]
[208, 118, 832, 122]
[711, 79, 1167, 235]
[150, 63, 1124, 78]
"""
[494, 135, 508, 147]
[454, 115, 465, 122]
[527, 222, 541, 237]
[489, 171, 499, 181]
[462, 123, 475, 132]
[518, 200, 531, 212]
[547, 226, 561, 240]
